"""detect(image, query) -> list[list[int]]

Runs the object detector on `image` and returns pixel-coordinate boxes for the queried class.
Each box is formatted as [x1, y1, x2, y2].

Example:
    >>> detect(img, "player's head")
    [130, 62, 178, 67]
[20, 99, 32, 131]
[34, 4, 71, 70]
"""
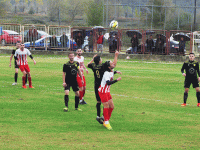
[105, 61, 115, 71]
[20, 43, 25, 51]
[68, 52, 74, 61]
[189, 53, 195, 61]
[94, 56, 101, 65]
[76, 49, 82, 56]
[16, 41, 21, 48]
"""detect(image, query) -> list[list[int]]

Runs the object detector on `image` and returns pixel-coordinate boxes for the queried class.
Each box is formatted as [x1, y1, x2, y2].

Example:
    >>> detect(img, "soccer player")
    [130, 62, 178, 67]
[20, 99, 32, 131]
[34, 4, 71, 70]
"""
[181, 53, 200, 107]
[14, 43, 36, 89]
[87, 51, 119, 124]
[63, 52, 84, 112]
[9, 41, 27, 85]
[98, 61, 121, 130]
[74, 49, 89, 105]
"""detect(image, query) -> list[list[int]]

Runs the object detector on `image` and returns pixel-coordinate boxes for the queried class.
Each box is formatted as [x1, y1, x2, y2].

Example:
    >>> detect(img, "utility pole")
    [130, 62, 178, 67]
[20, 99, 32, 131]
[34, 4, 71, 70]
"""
[194, 0, 197, 31]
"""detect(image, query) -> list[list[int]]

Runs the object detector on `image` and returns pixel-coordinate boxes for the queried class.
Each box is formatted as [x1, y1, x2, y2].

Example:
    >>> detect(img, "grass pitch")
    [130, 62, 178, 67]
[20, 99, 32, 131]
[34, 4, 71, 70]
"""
[1, 54, 200, 150]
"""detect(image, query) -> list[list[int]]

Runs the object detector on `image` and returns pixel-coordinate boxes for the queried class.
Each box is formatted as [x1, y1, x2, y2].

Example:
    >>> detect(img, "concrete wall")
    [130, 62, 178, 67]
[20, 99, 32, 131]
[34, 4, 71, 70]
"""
[0, 49, 197, 62]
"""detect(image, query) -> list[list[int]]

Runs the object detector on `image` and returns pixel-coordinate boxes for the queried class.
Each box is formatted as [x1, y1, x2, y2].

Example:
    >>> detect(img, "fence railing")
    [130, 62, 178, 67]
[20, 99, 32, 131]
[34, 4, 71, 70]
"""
[0, 23, 195, 55]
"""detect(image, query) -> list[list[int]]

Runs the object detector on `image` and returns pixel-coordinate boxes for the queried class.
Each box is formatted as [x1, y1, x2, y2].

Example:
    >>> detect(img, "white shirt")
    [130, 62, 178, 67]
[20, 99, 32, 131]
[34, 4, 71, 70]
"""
[74, 56, 84, 76]
[98, 71, 114, 93]
[15, 48, 31, 65]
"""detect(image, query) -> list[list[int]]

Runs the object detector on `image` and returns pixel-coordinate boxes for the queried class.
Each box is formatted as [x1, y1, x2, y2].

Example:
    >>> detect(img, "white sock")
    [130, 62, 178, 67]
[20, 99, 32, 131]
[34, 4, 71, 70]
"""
[80, 99, 83, 102]
[104, 121, 109, 124]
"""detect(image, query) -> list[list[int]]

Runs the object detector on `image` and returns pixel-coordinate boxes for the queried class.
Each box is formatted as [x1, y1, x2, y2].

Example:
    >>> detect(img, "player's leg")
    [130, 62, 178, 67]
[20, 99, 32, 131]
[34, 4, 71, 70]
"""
[108, 98, 114, 121]
[25, 65, 34, 88]
[72, 82, 82, 111]
[64, 88, 70, 112]
[22, 71, 27, 88]
[181, 79, 190, 106]
[13, 68, 18, 85]
[78, 76, 87, 105]
[81, 76, 87, 104]
[95, 86, 104, 124]
[194, 79, 200, 107]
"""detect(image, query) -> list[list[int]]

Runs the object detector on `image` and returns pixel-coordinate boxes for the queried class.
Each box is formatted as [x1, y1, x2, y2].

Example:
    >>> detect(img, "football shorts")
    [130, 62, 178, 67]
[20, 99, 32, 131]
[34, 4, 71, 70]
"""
[184, 78, 199, 88]
[19, 65, 30, 72]
[98, 92, 112, 103]
[76, 75, 86, 87]
[64, 81, 79, 92]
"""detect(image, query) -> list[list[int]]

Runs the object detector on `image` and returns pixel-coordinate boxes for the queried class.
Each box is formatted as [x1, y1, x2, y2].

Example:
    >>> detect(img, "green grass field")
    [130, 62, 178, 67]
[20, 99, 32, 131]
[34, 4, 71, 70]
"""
[1, 54, 200, 150]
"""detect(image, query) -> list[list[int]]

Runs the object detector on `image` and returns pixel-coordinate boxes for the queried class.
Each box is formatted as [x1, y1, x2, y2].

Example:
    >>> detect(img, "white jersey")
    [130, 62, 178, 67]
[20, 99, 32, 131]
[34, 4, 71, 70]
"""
[15, 48, 31, 65]
[74, 56, 84, 76]
[98, 71, 114, 93]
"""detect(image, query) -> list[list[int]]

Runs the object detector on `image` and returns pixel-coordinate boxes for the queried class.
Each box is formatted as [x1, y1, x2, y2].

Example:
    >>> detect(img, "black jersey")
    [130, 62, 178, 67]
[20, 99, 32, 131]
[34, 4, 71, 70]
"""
[12, 48, 18, 66]
[88, 63, 107, 86]
[181, 60, 200, 79]
[63, 61, 79, 83]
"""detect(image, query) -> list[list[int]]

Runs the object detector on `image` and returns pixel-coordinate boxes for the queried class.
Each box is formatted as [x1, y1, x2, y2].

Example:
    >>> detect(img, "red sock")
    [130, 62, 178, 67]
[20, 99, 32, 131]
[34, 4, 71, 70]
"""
[79, 91, 83, 100]
[103, 108, 109, 121]
[22, 76, 25, 86]
[28, 77, 32, 87]
[108, 108, 113, 120]
[82, 89, 85, 98]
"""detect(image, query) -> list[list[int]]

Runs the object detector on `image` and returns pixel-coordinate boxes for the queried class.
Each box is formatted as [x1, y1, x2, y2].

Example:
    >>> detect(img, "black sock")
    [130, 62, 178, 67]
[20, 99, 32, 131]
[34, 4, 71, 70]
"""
[96, 103, 101, 117]
[25, 74, 28, 84]
[14, 73, 18, 82]
[196, 92, 200, 103]
[184, 92, 188, 104]
[75, 96, 79, 109]
[64, 95, 69, 107]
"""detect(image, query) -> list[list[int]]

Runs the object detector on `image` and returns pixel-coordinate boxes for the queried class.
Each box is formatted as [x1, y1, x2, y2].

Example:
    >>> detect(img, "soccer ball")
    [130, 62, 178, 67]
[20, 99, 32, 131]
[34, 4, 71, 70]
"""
[109, 20, 118, 29]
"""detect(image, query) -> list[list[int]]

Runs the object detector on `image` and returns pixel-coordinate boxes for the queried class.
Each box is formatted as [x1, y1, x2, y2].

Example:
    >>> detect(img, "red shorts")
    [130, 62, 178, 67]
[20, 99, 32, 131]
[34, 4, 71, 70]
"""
[19, 65, 30, 73]
[98, 92, 112, 103]
[76, 75, 86, 87]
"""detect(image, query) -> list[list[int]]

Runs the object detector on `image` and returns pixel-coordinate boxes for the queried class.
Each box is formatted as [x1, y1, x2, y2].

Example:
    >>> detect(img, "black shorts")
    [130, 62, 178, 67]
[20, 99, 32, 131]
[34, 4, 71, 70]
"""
[95, 84, 101, 102]
[64, 81, 79, 92]
[14, 62, 19, 68]
[184, 78, 199, 88]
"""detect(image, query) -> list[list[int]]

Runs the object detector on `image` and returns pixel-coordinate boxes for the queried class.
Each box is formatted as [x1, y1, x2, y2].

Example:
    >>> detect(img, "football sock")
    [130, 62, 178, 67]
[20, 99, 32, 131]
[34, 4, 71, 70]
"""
[79, 91, 83, 100]
[14, 73, 18, 82]
[83, 89, 85, 97]
[28, 77, 32, 86]
[103, 108, 109, 122]
[196, 92, 200, 103]
[64, 95, 69, 107]
[104, 121, 109, 124]
[184, 92, 188, 104]
[108, 108, 113, 120]
[25, 74, 28, 84]
[22, 76, 25, 86]
[96, 103, 101, 117]
[75, 96, 79, 109]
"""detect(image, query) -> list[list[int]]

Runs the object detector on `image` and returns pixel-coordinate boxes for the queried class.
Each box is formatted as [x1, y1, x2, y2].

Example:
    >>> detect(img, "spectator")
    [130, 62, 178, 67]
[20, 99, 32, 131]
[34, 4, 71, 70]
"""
[50, 35, 58, 48]
[60, 32, 68, 50]
[179, 37, 185, 55]
[75, 32, 84, 49]
[28, 25, 38, 49]
[113, 33, 118, 52]
[108, 33, 114, 53]
[88, 31, 93, 52]
[155, 34, 165, 54]
[146, 35, 154, 54]
[131, 34, 139, 54]
[97, 31, 104, 53]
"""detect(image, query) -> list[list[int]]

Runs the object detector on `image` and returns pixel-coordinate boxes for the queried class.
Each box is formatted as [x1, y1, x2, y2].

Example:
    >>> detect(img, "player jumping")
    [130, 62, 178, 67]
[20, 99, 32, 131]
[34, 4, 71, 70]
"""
[87, 51, 119, 124]
[14, 43, 36, 89]
[181, 53, 200, 107]
[98, 61, 121, 130]
[74, 49, 88, 105]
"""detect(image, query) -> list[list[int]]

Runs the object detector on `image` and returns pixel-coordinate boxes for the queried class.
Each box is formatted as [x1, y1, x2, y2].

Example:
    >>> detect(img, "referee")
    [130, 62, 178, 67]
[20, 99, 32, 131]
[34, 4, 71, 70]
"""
[63, 52, 84, 111]
[181, 53, 200, 107]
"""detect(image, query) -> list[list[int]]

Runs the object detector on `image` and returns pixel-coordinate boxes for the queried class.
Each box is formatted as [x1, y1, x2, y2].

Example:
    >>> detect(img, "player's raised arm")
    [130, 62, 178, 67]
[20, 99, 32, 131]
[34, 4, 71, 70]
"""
[87, 54, 97, 67]
[113, 51, 119, 67]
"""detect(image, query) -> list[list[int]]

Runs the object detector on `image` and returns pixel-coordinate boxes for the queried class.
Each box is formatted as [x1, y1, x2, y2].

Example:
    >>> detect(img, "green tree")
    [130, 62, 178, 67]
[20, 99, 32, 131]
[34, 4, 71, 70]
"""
[0, 0, 8, 17]
[86, 1, 103, 26]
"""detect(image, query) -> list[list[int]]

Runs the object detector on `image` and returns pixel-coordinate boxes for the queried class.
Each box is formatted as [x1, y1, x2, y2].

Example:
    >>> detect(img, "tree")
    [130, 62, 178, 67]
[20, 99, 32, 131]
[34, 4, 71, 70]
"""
[86, 1, 103, 26]
[0, 0, 8, 17]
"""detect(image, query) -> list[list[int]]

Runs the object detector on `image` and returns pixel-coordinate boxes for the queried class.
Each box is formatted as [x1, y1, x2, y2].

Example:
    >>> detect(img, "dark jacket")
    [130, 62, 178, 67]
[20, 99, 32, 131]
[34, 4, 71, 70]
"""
[60, 34, 68, 46]
[50, 37, 58, 47]
[131, 37, 139, 48]
[75, 35, 84, 47]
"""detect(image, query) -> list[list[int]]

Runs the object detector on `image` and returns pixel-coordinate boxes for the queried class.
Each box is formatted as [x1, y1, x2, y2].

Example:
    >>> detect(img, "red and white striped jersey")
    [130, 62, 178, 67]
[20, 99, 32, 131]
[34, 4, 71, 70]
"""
[74, 56, 84, 76]
[15, 48, 31, 65]
[98, 71, 114, 93]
